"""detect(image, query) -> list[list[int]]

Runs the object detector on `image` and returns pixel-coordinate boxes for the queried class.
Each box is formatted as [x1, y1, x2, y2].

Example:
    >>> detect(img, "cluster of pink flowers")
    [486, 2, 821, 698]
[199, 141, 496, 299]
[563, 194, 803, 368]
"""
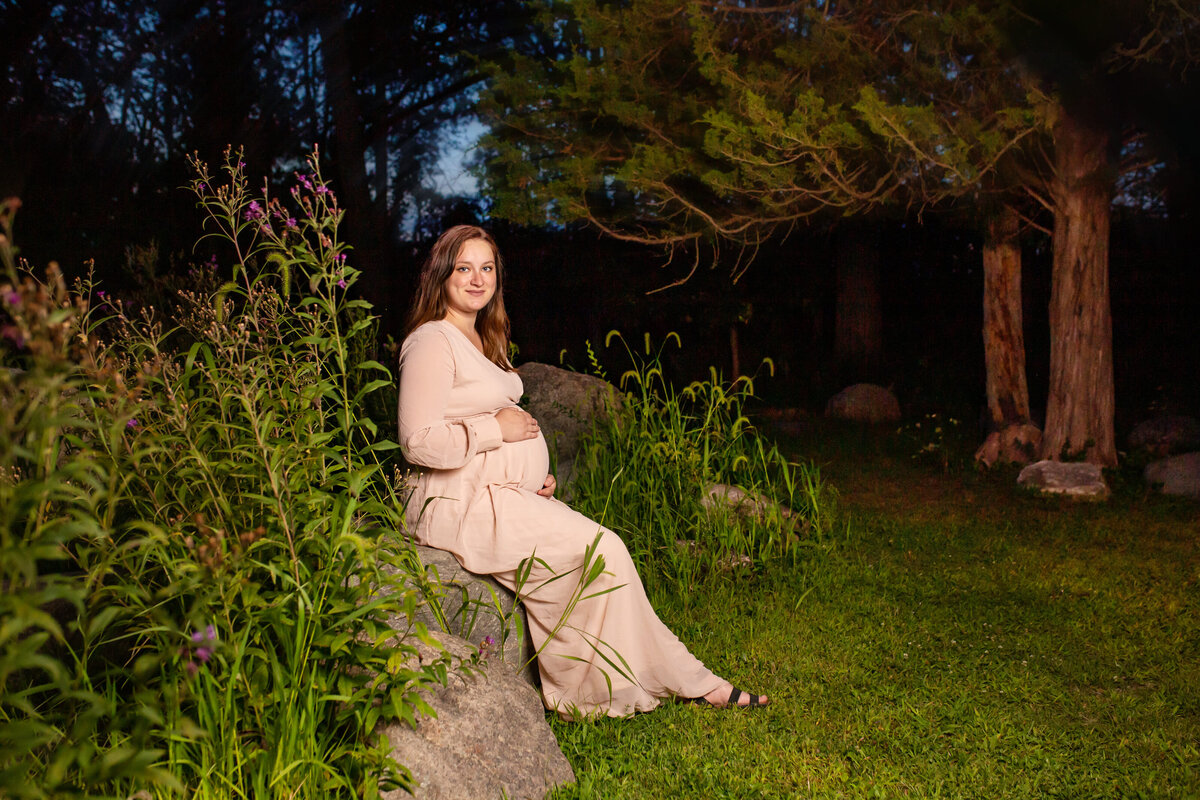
[181, 624, 218, 676]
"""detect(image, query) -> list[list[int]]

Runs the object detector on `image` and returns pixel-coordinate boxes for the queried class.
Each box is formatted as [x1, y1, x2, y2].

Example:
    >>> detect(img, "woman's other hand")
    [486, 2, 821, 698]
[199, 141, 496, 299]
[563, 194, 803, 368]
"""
[495, 406, 540, 442]
[537, 473, 556, 498]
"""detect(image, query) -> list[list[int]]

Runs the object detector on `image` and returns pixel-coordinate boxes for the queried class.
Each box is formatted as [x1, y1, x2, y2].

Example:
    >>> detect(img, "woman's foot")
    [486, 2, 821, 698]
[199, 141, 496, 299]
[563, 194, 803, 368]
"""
[693, 682, 769, 709]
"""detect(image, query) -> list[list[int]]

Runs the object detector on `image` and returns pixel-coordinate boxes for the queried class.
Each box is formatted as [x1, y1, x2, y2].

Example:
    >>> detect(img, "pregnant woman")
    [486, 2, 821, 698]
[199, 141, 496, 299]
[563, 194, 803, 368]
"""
[397, 225, 768, 719]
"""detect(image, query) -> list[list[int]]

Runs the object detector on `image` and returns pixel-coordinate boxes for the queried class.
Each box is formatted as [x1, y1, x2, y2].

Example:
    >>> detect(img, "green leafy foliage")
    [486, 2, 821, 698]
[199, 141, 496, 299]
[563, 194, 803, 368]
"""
[0, 154, 444, 798]
[480, 0, 1043, 260]
[568, 332, 836, 600]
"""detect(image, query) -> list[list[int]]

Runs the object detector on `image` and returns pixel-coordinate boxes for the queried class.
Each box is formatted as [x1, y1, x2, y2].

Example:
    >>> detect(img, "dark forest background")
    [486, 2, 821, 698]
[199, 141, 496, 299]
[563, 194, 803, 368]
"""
[3, 0, 1197, 444]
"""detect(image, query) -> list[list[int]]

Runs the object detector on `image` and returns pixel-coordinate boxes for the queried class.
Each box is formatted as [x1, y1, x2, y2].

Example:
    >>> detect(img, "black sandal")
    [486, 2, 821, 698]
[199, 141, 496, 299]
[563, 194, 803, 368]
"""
[687, 687, 768, 709]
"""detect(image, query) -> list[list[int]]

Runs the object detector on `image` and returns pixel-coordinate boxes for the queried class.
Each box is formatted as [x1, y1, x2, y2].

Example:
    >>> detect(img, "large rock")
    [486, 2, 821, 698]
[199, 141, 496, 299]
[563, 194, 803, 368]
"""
[383, 545, 538, 686]
[1017, 460, 1109, 499]
[380, 630, 575, 800]
[974, 423, 1043, 468]
[824, 383, 901, 424]
[1144, 452, 1200, 498]
[1128, 415, 1200, 457]
[517, 362, 619, 483]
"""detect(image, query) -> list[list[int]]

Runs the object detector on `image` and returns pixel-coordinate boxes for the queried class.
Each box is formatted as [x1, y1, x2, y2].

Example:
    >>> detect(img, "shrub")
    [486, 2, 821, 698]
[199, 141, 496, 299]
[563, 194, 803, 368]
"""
[567, 332, 837, 599]
[1, 152, 443, 799]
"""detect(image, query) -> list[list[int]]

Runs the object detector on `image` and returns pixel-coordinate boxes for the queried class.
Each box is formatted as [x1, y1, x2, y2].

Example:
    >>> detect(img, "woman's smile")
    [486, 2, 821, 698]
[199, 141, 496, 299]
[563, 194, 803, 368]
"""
[443, 238, 497, 318]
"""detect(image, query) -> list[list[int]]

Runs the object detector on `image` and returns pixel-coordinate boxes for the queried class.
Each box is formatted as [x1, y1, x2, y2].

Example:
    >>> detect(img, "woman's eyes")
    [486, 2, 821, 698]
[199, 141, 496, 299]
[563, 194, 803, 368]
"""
[455, 265, 494, 272]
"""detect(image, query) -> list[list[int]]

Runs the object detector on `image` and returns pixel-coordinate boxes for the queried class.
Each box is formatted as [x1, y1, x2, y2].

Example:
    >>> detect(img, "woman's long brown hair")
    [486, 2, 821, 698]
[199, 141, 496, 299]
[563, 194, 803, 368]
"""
[404, 225, 513, 370]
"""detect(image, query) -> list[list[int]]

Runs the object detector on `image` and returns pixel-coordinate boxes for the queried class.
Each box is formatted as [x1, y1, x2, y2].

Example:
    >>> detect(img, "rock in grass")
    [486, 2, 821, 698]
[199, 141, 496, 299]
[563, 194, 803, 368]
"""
[380, 630, 575, 800]
[974, 423, 1043, 468]
[1017, 460, 1109, 499]
[1144, 452, 1200, 498]
[824, 383, 900, 424]
[1128, 415, 1200, 457]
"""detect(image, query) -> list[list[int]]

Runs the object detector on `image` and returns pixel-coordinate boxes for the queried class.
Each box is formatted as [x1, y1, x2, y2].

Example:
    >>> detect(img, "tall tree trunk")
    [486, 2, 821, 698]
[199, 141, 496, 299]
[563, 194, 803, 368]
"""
[982, 203, 1030, 429]
[316, 2, 386, 296]
[1042, 110, 1117, 466]
[834, 228, 882, 382]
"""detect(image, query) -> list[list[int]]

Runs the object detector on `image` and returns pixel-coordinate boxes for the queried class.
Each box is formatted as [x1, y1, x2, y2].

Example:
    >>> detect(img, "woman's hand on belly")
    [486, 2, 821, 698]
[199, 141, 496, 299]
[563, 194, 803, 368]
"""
[537, 473, 556, 498]
[496, 406, 540, 442]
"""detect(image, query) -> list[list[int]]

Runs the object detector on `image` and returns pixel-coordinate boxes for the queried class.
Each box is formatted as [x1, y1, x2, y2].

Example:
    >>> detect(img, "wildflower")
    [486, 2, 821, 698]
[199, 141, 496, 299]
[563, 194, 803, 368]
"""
[197, 182, 206, 193]
[243, 200, 264, 221]
[286, 217, 297, 229]
[3, 289, 19, 307]
[192, 624, 217, 644]
[315, 184, 328, 194]
[296, 173, 313, 191]
[337, 279, 347, 290]
[182, 625, 218, 675]
[126, 418, 139, 429]
[483, 635, 495, 647]
[2, 325, 25, 348]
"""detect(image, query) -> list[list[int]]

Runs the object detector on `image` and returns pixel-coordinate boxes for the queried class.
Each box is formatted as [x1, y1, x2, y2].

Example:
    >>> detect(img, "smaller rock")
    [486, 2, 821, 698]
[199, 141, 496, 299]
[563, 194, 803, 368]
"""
[974, 423, 1043, 468]
[700, 483, 792, 520]
[1017, 460, 1109, 499]
[1144, 452, 1200, 498]
[824, 383, 900, 424]
[1128, 415, 1200, 457]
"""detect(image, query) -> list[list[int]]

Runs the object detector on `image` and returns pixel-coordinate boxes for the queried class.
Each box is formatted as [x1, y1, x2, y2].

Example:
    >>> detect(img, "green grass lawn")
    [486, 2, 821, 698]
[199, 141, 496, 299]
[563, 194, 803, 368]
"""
[546, 418, 1200, 798]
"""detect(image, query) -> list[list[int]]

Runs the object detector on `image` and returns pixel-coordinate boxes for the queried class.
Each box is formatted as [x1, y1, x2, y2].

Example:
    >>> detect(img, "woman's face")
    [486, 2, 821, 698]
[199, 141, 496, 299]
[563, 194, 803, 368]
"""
[442, 237, 497, 319]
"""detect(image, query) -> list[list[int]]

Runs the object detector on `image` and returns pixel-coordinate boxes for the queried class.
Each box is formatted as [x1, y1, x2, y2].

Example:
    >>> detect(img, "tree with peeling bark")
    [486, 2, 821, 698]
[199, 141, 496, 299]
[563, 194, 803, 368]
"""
[482, 0, 1198, 467]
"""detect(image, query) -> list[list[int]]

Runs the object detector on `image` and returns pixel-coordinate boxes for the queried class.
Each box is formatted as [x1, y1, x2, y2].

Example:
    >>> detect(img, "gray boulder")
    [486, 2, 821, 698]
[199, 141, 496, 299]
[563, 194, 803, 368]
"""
[401, 544, 538, 686]
[1128, 415, 1200, 456]
[517, 362, 620, 484]
[1017, 460, 1109, 499]
[1144, 452, 1200, 498]
[824, 383, 901, 424]
[380, 630, 575, 800]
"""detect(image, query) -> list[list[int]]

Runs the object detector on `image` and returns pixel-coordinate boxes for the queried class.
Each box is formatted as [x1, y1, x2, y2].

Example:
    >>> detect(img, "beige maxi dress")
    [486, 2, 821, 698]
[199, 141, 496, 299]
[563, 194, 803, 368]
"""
[398, 320, 724, 719]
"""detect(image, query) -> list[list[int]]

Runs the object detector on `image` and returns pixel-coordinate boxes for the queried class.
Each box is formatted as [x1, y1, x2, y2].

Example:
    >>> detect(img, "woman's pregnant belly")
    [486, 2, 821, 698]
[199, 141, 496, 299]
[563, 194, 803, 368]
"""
[493, 431, 550, 493]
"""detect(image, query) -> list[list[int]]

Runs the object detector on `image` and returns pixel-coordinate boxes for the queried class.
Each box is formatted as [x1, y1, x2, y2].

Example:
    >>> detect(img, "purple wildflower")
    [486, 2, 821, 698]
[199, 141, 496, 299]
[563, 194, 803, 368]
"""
[2, 325, 25, 348]
[337, 279, 347, 290]
[296, 173, 313, 190]
[243, 200, 264, 221]
[315, 184, 328, 194]
[3, 290, 19, 307]
[182, 625, 218, 676]
[126, 418, 139, 429]
[286, 217, 297, 229]
[197, 182, 206, 193]
[484, 635, 495, 646]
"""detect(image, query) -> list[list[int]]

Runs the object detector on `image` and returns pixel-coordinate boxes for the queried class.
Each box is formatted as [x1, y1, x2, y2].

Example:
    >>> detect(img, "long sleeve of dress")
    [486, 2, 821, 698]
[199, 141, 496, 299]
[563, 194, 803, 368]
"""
[398, 326, 503, 470]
